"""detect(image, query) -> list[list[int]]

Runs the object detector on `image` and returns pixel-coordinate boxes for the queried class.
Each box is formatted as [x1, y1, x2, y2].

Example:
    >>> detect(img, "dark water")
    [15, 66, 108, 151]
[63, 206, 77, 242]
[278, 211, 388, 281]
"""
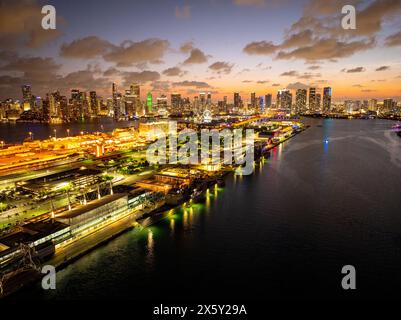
[11, 118, 401, 300]
[0, 118, 136, 144]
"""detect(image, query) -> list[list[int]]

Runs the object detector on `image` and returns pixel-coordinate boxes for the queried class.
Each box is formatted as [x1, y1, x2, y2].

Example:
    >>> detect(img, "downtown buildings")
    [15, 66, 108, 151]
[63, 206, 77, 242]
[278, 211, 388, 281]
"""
[1, 82, 401, 123]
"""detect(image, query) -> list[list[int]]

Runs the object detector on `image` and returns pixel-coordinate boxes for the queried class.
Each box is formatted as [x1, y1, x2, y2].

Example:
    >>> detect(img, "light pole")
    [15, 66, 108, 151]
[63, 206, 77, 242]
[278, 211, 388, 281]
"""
[54, 129, 57, 139]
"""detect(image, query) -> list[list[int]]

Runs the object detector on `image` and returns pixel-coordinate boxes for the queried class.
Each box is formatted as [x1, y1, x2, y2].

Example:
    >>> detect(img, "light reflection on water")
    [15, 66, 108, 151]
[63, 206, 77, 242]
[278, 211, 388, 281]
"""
[12, 118, 401, 301]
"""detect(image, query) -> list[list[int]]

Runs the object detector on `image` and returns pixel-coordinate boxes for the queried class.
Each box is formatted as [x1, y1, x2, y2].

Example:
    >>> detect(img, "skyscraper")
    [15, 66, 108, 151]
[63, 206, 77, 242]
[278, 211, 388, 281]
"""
[199, 92, 206, 107]
[234, 92, 241, 110]
[250, 92, 256, 110]
[316, 93, 321, 112]
[277, 89, 292, 112]
[368, 99, 378, 112]
[295, 89, 307, 114]
[112, 83, 119, 120]
[146, 92, 153, 114]
[206, 92, 212, 106]
[265, 94, 272, 109]
[157, 94, 168, 116]
[309, 87, 316, 113]
[383, 99, 394, 113]
[130, 83, 140, 97]
[259, 96, 265, 114]
[171, 93, 181, 110]
[21, 85, 33, 109]
[89, 91, 98, 116]
[323, 87, 332, 113]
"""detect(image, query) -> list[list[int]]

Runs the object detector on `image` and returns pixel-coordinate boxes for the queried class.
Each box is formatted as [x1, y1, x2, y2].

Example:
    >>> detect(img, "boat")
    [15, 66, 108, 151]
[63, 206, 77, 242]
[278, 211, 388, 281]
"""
[391, 123, 401, 129]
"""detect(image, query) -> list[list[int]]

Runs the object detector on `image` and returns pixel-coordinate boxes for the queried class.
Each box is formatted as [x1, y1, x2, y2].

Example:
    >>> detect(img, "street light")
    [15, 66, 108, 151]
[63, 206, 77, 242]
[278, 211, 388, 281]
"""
[67, 129, 70, 137]
[54, 129, 57, 139]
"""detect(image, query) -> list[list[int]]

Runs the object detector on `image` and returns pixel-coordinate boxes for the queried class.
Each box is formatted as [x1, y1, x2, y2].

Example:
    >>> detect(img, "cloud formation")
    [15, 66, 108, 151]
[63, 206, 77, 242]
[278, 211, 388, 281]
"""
[343, 67, 365, 73]
[172, 81, 211, 88]
[162, 67, 186, 77]
[183, 48, 208, 64]
[384, 31, 401, 47]
[208, 61, 234, 74]
[376, 66, 390, 71]
[104, 39, 170, 67]
[60, 36, 114, 59]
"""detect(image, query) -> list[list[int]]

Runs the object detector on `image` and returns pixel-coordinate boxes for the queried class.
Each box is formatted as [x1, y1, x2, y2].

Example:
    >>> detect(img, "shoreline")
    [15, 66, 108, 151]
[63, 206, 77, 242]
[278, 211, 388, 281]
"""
[0, 124, 307, 299]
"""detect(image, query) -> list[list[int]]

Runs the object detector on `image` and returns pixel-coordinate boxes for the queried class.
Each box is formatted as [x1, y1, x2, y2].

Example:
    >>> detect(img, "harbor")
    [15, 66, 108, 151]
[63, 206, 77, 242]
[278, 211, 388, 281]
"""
[0, 118, 306, 298]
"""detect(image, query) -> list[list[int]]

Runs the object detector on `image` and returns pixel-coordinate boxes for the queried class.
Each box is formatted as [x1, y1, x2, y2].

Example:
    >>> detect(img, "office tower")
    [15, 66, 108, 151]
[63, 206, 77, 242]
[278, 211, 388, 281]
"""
[59, 96, 68, 121]
[265, 94, 272, 109]
[383, 99, 393, 112]
[345, 100, 354, 113]
[48, 91, 61, 118]
[323, 87, 332, 113]
[71, 89, 80, 101]
[206, 92, 212, 106]
[193, 96, 200, 112]
[21, 85, 33, 110]
[277, 89, 292, 111]
[89, 91, 98, 116]
[199, 92, 206, 108]
[157, 95, 168, 108]
[368, 99, 378, 112]
[124, 90, 136, 117]
[309, 87, 316, 112]
[316, 93, 321, 112]
[112, 83, 120, 120]
[234, 92, 241, 110]
[130, 83, 140, 97]
[362, 100, 368, 110]
[171, 93, 181, 110]
[146, 92, 153, 114]
[259, 96, 264, 113]
[295, 89, 307, 114]
[250, 92, 256, 109]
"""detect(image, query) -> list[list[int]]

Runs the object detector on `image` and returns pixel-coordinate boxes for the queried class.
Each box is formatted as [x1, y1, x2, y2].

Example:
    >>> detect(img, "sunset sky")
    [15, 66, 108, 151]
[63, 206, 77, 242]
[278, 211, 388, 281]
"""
[1, 0, 401, 102]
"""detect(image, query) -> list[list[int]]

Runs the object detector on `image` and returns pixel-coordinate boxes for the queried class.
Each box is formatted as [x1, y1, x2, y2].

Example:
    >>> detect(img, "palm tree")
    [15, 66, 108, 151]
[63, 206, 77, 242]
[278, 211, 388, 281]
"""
[103, 175, 114, 195]
[61, 183, 73, 210]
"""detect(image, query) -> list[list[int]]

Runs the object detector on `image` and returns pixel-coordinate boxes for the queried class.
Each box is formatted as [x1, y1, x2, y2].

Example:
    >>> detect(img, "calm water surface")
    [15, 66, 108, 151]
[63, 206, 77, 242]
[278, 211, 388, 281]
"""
[0, 118, 136, 143]
[11, 118, 401, 300]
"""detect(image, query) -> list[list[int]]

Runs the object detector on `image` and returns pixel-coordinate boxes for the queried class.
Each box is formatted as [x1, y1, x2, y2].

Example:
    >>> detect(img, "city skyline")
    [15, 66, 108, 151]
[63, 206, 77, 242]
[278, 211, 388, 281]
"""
[0, 0, 401, 101]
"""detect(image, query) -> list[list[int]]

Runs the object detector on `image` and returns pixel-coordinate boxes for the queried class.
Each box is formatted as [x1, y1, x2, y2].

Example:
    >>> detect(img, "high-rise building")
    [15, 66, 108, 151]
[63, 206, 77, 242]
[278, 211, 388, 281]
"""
[199, 92, 206, 109]
[265, 94, 272, 109]
[259, 96, 264, 114]
[130, 83, 140, 97]
[171, 93, 181, 110]
[206, 92, 212, 106]
[309, 87, 316, 113]
[146, 92, 153, 114]
[250, 92, 256, 110]
[21, 85, 33, 109]
[383, 99, 394, 112]
[295, 89, 307, 114]
[234, 92, 241, 110]
[157, 95, 168, 115]
[316, 93, 321, 112]
[368, 99, 378, 112]
[277, 89, 292, 111]
[89, 91, 98, 116]
[71, 89, 80, 101]
[112, 83, 119, 120]
[323, 87, 332, 113]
